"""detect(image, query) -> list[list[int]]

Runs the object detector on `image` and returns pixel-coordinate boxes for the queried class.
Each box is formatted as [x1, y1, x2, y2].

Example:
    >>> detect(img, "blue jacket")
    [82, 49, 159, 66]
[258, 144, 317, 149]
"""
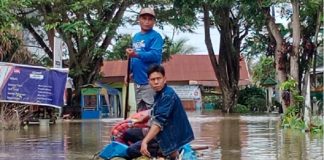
[131, 29, 163, 85]
[151, 85, 194, 156]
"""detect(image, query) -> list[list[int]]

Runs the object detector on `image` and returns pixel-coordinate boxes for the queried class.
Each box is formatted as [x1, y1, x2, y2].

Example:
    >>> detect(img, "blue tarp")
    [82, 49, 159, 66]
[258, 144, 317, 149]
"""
[99, 141, 128, 159]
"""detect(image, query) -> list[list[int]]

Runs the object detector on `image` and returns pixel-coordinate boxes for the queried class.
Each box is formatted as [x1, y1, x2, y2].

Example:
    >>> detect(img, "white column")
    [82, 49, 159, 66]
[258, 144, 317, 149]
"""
[53, 35, 63, 68]
[304, 72, 311, 130]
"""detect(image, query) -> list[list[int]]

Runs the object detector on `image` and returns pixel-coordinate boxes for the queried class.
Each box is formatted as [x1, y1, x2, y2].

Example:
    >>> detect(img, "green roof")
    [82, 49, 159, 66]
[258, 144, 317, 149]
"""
[261, 77, 277, 86]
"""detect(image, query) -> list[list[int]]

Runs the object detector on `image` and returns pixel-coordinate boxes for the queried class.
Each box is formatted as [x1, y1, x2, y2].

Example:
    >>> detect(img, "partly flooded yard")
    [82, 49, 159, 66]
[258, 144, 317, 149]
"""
[0, 111, 323, 160]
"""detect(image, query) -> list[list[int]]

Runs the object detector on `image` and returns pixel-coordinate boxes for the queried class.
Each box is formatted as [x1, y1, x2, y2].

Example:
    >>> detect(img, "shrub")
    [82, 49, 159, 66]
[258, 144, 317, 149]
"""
[202, 95, 222, 109]
[281, 107, 306, 130]
[246, 96, 267, 112]
[0, 103, 29, 130]
[238, 86, 266, 112]
[310, 117, 323, 134]
[233, 104, 249, 113]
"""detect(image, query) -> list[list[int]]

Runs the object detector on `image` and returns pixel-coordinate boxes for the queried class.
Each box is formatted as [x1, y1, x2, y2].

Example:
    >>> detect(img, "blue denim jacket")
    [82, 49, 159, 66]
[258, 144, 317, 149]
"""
[151, 85, 194, 156]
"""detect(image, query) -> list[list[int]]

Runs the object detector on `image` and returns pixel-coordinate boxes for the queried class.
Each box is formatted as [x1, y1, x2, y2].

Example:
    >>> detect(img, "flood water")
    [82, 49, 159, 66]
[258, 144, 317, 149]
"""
[0, 111, 323, 160]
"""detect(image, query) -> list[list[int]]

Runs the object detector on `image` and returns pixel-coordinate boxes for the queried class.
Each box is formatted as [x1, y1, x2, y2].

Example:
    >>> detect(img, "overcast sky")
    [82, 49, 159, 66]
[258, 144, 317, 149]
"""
[117, 24, 220, 55]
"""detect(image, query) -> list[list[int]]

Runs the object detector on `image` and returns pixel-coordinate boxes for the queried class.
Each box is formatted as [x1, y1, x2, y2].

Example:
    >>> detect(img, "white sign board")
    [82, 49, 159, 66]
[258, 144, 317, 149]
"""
[170, 85, 201, 100]
[53, 36, 63, 68]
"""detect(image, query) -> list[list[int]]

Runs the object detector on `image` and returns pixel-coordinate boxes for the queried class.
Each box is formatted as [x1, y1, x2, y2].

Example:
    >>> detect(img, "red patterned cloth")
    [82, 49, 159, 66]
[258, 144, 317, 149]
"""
[111, 109, 150, 143]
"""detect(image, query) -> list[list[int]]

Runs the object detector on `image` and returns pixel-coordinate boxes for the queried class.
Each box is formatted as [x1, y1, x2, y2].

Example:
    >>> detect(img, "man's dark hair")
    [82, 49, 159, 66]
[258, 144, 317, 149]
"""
[147, 64, 165, 77]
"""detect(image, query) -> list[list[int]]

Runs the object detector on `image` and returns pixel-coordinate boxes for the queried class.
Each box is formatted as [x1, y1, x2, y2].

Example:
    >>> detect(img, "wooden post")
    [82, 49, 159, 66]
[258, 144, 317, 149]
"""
[124, 58, 131, 119]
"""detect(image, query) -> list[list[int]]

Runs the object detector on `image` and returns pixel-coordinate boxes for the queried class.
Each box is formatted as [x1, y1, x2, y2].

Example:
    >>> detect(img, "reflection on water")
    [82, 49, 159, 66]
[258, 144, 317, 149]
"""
[0, 111, 323, 160]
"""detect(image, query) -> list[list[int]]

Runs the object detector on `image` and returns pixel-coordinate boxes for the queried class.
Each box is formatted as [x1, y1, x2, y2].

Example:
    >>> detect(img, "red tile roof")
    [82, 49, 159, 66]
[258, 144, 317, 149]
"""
[101, 60, 128, 77]
[100, 55, 251, 86]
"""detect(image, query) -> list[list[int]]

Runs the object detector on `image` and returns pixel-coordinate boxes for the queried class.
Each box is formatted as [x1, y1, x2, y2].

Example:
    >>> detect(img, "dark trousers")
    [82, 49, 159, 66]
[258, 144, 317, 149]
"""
[137, 100, 151, 112]
[124, 128, 159, 159]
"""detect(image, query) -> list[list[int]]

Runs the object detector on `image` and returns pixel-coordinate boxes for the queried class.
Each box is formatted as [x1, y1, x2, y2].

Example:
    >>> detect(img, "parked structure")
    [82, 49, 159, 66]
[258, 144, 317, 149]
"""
[80, 83, 122, 119]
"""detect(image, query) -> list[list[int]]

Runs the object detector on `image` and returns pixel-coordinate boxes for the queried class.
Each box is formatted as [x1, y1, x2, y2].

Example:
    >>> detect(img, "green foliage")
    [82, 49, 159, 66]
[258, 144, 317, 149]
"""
[238, 86, 266, 105]
[0, 0, 263, 113]
[169, 38, 196, 54]
[162, 36, 172, 62]
[59, 21, 92, 36]
[280, 77, 304, 106]
[238, 86, 267, 112]
[105, 34, 132, 60]
[203, 95, 218, 103]
[249, 96, 267, 112]
[203, 95, 222, 110]
[310, 117, 323, 134]
[280, 78, 297, 90]
[316, 52, 324, 68]
[163, 36, 196, 61]
[10, 0, 155, 86]
[281, 107, 306, 130]
[0, 1, 12, 25]
[233, 104, 249, 113]
[280, 78, 323, 134]
[7, 0, 320, 114]
[300, 0, 323, 38]
[170, 0, 201, 31]
[173, 0, 264, 112]
[0, 0, 14, 28]
[69, 65, 90, 77]
[242, 33, 268, 60]
[252, 56, 276, 84]
[0, 0, 31, 29]
[0, 29, 40, 64]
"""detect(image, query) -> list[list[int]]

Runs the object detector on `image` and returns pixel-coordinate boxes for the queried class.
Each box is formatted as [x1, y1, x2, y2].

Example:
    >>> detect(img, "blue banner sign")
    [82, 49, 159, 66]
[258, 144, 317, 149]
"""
[0, 63, 68, 108]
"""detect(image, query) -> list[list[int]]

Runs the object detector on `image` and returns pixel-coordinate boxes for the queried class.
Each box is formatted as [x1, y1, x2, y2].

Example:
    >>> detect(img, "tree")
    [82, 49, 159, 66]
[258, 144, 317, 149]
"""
[10, 0, 181, 110]
[297, 0, 323, 92]
[0, 0, 25, 29]
[0, 30, 40, 64]
[258, 0, 323, 112]
[203, 3, 241, 113]
[12, 1, 132, 103]
[290, 0, 301, 87]
[105, 34, 132, 61]
[169, 37, 196, 54]
[174, 0, 261, 112]
[163, 36, 196, 61]
[258, 1, 289, 111]
[0, 0, 39, 64]
[241, 32, 269, 75]
[172, 0, 322, 113]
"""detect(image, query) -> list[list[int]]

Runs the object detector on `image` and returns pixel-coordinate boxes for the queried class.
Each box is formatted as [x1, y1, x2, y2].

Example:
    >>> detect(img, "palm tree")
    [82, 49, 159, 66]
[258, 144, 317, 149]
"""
[163, 36, 196, 62]
[0, 29, 39, 64]
[169, 38, 197, 54]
